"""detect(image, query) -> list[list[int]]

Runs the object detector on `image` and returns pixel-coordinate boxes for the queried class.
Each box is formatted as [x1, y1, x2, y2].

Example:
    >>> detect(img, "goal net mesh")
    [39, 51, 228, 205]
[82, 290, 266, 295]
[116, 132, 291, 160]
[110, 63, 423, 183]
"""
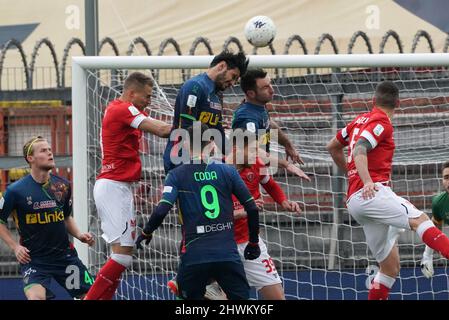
[84, 65, 449, 300]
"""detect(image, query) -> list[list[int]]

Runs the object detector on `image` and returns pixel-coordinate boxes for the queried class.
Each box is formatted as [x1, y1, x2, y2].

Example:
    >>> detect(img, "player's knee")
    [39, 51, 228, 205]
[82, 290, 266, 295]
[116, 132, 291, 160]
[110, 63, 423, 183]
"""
[380, 267, 399, 279]
[380, 262, 400, 278]
[111, 243, 134, 255]
[111, 253, 133, 268]
[380, 251, 400, 278]
[409, 213, 430, 231]
[391, 263, 400, 277]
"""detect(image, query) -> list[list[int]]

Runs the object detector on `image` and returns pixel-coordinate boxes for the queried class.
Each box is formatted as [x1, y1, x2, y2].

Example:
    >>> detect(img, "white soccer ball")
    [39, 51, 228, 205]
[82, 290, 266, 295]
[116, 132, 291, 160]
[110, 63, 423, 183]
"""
[244, 16, 277, 48]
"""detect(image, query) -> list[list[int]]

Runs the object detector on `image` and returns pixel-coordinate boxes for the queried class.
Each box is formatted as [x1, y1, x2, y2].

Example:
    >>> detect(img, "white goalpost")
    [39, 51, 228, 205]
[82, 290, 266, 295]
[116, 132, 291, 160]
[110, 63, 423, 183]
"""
[72, 54, 449, 300]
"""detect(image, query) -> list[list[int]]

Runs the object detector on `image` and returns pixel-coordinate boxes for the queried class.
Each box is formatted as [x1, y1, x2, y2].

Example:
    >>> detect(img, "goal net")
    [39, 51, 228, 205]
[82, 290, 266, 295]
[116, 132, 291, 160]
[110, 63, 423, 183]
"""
[72, 54, 449, 300]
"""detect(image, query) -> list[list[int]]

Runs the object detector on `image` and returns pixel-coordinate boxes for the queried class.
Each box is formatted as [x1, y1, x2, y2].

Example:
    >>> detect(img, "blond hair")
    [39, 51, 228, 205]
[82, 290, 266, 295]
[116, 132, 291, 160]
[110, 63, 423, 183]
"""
[23, 136, 46, 164]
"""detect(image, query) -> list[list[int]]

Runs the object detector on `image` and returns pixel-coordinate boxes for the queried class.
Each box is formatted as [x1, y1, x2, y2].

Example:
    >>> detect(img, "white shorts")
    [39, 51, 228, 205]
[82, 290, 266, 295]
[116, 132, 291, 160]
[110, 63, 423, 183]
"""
[93, 179, 136, 247]
[237, 237, 282, 291]
[347, 183, 423, 262]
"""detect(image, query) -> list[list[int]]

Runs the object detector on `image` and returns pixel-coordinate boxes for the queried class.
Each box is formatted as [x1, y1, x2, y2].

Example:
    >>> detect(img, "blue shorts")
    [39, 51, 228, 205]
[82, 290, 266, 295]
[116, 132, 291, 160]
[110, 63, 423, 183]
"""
[177, 260, 250, 300]
[21, 248, 94, 299]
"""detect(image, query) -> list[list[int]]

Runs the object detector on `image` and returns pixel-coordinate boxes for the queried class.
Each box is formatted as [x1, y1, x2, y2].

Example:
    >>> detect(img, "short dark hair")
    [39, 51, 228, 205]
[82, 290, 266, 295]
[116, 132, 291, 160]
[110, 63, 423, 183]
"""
[187, 122, 212, 151]
[123, 72, 153, 91]
[443, 161, 449, 171]
[210, 50, 249, 76]
[375, 81, 399, 109]
[240, 68, 268, 93]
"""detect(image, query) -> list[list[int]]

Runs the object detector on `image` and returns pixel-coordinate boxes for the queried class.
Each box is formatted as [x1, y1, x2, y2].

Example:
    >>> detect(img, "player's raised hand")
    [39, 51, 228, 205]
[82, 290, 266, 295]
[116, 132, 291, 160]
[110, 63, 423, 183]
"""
[285, 146, 304, 165]
[244, 242, 260, 260]
[135, 231, 153, 250]
[286, 163, 311, 181]
[361, 181, 378, 200]
[78, 233, 95, 246]
[14, 245, 31, 264]
[281, 200, 302, 214]
[255, 198, 264, 210]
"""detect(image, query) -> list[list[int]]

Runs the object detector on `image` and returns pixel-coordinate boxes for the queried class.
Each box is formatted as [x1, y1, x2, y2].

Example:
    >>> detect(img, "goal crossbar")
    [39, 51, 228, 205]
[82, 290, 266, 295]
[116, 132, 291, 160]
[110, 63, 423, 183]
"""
[73, 53, 449, 70]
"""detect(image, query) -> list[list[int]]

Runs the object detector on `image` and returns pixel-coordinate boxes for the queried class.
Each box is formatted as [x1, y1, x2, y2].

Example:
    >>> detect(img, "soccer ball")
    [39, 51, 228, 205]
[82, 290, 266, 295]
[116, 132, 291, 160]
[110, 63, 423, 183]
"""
[244, 16, 277, 47]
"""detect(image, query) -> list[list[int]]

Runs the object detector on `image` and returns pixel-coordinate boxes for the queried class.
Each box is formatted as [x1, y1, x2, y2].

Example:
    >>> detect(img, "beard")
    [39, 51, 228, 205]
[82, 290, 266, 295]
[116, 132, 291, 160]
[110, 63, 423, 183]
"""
[214, 72, 227, 91]
[254, 94, 273, 105]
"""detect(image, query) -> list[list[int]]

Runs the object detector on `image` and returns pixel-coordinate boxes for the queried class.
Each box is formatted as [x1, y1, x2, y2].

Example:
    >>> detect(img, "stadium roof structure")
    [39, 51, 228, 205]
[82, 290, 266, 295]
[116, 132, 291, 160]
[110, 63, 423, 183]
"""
[0, 23, 38, 47]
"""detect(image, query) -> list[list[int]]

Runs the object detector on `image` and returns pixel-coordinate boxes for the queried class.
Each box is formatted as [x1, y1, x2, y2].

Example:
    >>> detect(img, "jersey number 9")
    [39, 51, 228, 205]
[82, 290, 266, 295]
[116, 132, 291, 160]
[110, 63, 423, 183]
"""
[200, 184, 220, 219]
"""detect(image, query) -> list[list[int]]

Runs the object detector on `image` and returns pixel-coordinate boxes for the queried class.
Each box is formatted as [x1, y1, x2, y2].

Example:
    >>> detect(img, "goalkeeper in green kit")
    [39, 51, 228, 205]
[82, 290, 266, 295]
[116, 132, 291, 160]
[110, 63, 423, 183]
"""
[420, 161, 449, 278]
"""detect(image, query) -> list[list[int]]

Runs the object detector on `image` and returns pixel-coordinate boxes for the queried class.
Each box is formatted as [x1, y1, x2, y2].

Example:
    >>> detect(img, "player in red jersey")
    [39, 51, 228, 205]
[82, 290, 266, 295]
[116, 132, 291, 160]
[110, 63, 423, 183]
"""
[327, 81, 449, 300]
[84, 72, 171, 300]
[230, 139, 309, 300]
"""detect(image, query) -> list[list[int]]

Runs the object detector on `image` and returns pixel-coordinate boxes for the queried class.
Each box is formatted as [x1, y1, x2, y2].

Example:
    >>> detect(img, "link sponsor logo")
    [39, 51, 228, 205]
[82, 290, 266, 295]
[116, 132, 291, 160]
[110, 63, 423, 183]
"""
[26, 211, 64, 224]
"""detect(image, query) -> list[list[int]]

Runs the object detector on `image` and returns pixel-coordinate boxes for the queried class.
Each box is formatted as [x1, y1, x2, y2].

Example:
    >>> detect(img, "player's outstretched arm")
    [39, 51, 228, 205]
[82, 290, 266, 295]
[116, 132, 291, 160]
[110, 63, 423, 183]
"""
[138, 118, 171, 138]
[137, 173, 178, 249]
[279, 159, 311, 181]
[65, 216, 95, 246]
[0, 192, 31, 264]
[270, 120, 304, 165]
[260, 170, 302, 215]
[0, 223, 30, 264]
[257, 146, 310, 181]
[136, 201, 172, 249]
[243, 199, 261, 260]
[280, 200, 302, 214]
[229, 166, 261, 259]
